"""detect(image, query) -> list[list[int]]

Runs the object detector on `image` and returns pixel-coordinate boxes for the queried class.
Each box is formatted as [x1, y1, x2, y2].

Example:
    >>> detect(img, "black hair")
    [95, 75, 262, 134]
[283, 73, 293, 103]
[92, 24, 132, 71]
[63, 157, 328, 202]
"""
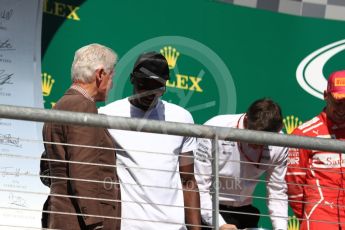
[246, 98, 283, 132]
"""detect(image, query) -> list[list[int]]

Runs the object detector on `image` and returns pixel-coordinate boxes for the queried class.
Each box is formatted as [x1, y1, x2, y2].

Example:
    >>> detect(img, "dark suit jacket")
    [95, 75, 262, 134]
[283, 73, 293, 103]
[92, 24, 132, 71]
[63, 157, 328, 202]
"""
[42, 88, 121, 229]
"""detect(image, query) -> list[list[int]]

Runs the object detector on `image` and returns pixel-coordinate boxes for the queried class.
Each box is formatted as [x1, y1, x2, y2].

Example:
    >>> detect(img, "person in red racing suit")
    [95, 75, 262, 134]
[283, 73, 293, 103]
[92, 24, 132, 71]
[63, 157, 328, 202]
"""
[286, 70, 345, 230]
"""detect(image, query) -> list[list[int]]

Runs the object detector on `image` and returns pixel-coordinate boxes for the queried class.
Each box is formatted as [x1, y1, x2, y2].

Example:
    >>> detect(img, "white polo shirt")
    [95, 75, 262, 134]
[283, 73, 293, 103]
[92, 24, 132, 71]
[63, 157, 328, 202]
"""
[194, 114, 288, 229]
[99, 98, 196, 230]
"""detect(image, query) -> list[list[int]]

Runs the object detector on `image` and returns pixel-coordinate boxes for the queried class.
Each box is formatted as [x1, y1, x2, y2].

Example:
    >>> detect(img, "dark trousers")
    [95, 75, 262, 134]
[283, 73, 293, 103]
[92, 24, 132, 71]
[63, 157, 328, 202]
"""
[202, 204, 260, 229]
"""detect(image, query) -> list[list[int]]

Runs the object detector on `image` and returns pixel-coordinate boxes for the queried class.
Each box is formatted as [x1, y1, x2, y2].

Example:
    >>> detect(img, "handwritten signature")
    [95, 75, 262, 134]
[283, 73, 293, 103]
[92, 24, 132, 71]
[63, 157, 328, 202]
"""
[8, 192, 27, 207]
[0, 167, 30, 177]
[0, 9, 13, 21]
[0, 70, 13, 85]
[0, 134, 21, 147]
[0, 39, 14, 50]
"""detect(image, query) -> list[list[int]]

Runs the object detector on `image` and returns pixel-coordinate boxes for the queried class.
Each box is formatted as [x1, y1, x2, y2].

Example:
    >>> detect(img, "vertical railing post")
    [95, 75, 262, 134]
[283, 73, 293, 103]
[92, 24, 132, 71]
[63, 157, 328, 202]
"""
[211, 135, 220, 229]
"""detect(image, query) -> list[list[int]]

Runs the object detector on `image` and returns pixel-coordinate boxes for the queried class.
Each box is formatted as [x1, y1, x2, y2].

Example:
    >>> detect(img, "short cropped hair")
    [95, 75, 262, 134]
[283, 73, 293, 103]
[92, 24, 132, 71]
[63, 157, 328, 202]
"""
[246, 98, 283, 132]
[71, 43, 117, 83]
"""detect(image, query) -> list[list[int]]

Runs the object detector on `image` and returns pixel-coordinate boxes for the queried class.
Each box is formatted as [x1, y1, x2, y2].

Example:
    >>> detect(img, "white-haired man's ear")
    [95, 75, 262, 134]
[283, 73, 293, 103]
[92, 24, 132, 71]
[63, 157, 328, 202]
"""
[95, 68, 105, 87]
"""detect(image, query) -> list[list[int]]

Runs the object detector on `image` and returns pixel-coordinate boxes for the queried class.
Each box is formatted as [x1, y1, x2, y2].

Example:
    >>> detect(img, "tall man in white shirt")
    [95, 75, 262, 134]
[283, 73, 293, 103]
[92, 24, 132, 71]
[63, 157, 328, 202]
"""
[194, 98, 288, 230]
[99, 51, 201, 230]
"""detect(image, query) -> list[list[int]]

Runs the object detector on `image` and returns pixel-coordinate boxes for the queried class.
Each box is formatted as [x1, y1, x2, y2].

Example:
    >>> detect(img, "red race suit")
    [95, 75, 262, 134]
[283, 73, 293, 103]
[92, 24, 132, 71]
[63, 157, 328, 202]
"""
[286, 111, 345, 230]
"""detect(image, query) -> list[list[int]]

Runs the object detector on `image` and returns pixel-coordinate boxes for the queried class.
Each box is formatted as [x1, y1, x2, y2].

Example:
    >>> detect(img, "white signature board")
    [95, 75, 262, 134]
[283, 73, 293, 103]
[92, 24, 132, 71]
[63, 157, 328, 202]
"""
[0, 0, 47, 228]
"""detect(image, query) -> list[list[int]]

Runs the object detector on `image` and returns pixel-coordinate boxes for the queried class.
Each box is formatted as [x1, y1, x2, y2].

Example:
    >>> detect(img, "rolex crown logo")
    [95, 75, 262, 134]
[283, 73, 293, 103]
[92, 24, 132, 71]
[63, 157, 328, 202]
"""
[160, 46, 180, 69]
[288, 216, 300, 230]
[42, 72, 55, 97]
[283, 115, 302, 134]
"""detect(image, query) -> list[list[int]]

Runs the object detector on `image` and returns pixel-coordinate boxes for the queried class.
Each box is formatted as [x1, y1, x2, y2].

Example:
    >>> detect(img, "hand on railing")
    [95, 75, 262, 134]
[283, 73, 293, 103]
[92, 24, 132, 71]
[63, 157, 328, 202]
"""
[220, 224, 238, 229]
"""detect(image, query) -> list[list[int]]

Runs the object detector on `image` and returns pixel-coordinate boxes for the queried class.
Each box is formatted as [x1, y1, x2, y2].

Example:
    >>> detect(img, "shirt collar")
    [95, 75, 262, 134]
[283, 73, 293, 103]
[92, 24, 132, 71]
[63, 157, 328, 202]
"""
[70, 84, 94, 102]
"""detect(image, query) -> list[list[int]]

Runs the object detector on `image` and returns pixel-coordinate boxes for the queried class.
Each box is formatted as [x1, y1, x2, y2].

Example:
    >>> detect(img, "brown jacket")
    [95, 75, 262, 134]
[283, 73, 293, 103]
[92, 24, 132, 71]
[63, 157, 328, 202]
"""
[42, 89, 121, 229]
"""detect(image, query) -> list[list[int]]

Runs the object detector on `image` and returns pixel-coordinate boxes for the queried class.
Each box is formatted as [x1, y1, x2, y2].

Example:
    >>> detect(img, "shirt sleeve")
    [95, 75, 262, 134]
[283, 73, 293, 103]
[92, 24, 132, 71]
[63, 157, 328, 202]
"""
[266, 147, 289, 230]
[181, 111, 197, 153]
[285, 146, 308, 219]
[194, 138, 227, 227]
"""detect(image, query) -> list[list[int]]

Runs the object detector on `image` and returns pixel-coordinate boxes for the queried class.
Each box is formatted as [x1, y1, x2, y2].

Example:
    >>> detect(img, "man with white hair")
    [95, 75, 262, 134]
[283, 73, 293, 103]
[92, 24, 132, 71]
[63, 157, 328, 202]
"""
[42, 43, 121, 229]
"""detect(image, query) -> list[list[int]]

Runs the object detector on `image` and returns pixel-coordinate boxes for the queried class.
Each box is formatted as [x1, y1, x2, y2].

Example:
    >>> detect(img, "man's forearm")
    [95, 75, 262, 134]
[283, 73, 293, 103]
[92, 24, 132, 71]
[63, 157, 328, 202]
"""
[182, 178, 201, 230]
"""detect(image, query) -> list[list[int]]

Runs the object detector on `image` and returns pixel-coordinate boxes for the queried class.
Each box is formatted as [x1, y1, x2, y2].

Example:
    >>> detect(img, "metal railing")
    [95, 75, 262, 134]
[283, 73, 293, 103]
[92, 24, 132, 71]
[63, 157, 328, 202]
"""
[1, 104, 345, 229]
[1, 104, 345, 152]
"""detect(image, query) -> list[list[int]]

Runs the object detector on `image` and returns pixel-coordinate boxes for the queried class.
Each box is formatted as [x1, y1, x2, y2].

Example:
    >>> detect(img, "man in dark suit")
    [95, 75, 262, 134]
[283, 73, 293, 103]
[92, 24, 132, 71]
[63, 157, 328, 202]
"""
[42, 43, 121, 229]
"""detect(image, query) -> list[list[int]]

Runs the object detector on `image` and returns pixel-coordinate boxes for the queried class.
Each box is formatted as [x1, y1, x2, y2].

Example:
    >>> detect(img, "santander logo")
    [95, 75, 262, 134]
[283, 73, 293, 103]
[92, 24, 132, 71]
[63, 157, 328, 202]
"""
[296, 39, 345, 100]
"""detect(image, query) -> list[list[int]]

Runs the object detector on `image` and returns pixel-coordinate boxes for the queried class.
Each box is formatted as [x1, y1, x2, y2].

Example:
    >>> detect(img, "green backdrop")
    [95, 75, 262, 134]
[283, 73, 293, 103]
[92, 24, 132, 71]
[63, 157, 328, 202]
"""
[41, 0, 345, 228]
